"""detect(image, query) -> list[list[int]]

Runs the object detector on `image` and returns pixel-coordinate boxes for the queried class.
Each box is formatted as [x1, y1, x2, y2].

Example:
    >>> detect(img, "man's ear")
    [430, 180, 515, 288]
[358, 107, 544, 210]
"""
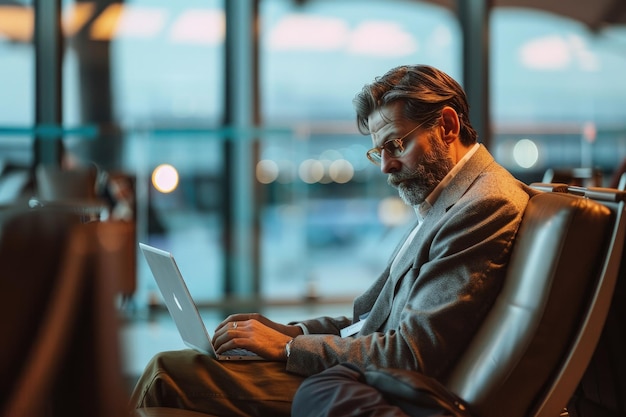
[440, 107, 460, 144]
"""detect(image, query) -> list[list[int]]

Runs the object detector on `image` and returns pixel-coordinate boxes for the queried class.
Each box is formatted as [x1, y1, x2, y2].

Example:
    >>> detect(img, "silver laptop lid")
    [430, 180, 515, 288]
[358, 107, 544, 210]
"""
[139, 243, 216, 357]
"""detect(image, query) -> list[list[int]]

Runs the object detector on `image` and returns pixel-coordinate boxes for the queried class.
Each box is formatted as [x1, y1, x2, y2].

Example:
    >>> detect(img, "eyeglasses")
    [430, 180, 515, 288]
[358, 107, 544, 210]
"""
[366, 122, 425, 165]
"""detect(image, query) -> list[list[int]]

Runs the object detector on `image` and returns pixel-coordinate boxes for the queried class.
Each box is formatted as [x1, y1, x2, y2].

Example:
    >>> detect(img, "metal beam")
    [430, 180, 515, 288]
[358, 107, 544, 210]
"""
[223, 0, 260, 298]
[33, 0, 63, 166]
[69, 0, 121, 170]
[457, 0, 493, 149]
[600, 0, 626, 28]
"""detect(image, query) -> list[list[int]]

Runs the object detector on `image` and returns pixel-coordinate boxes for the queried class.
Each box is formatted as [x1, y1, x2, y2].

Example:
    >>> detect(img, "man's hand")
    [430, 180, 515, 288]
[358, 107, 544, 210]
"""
[212, 313, 303, 361]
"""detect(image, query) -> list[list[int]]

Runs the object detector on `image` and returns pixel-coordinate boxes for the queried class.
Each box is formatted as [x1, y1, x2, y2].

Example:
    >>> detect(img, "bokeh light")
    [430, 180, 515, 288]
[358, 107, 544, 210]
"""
[329, 159, 354, 183]
[378, 196, 412, 227]
[152, 164, 179, 193]
[299, 159, 325, 184]
[513, 139, 539, 169]
[256, 159, 280, 184]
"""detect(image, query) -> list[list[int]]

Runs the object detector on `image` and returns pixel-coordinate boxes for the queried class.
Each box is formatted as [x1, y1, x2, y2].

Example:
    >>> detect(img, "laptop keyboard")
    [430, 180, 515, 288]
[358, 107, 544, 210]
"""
[223, 347, 257, 356]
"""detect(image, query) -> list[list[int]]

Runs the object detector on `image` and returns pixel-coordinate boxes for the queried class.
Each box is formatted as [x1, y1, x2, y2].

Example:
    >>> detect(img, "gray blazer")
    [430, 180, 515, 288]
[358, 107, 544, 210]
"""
[286, 145, 539, 380]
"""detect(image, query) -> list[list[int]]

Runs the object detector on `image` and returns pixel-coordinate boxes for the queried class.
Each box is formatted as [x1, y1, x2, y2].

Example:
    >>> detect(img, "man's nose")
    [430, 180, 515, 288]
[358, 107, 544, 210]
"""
[380, 153, 400, 174]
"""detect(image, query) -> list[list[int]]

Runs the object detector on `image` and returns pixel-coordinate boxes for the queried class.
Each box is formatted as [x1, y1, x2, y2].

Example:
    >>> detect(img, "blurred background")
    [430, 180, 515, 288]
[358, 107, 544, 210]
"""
[1, 0, 626, 384]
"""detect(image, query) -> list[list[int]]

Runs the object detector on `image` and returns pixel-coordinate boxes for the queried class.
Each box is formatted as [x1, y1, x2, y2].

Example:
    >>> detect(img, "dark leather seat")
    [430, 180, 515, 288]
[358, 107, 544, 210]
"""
[445, 189, 626, 417]
[0, 208, 130, 417]
[542, 167, 604, 187]
[290, 187, 626, 417]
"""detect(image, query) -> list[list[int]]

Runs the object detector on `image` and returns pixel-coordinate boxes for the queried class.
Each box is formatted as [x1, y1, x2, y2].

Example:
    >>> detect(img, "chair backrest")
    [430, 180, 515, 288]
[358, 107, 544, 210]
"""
[542, 167, 604, 187]
[445, 190, 626, 417]
[553, 185, 626, 417]
[0, 208, 129, 417]
[31, 164, 110, 222]
[35, 164, 100, 201]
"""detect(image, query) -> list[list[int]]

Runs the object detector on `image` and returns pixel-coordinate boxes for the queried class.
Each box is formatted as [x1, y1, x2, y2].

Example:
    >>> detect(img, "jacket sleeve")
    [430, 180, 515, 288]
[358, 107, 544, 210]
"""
[293, 316, 353, 335]
[286, 190, 529, 379]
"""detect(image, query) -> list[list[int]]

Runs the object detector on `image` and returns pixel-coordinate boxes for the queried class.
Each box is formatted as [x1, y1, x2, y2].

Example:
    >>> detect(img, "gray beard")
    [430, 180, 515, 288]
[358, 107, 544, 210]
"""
[388, 136, 454, 207]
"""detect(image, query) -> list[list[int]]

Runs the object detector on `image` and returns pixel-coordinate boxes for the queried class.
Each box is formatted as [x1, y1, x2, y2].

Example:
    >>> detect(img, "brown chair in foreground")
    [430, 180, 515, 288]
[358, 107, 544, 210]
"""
[0, 208, 130, 417]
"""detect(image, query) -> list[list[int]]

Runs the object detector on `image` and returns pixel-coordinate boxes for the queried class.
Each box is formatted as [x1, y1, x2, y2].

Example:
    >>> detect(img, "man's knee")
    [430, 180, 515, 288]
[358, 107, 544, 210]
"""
[130, 350, 201, 408]
[292, 364, 402, 417]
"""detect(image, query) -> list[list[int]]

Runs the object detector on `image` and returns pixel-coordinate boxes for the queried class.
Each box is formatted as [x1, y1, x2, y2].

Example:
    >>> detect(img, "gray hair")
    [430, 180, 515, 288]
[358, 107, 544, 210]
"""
[353, 65, 478, 146]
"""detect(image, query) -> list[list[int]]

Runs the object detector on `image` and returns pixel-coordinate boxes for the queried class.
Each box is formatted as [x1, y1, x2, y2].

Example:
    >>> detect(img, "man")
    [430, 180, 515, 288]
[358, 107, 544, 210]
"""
[131, 64, 537, 416]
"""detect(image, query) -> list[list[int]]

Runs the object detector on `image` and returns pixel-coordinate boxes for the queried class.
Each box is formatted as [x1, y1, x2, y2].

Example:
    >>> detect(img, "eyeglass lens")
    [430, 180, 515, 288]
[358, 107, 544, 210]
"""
[367, 139, 403, 164]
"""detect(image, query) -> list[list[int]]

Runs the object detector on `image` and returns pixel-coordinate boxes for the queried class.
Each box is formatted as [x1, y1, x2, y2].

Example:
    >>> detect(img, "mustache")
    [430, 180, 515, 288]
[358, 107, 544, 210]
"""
[388, 172, 418, 188]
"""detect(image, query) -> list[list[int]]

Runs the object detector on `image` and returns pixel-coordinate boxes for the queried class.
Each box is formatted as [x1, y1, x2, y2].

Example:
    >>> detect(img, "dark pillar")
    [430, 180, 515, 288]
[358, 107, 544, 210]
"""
[34, 0, 63, 166]
[223, 0, 260, 298]
[457, 0, 492, 149]
[68, 0, 122, 171]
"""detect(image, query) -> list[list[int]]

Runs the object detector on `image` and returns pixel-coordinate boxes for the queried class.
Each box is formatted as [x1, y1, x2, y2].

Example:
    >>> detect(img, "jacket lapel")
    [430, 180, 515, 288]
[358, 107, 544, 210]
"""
[385, 147, 490, 282]
[356, 145, 495, 334]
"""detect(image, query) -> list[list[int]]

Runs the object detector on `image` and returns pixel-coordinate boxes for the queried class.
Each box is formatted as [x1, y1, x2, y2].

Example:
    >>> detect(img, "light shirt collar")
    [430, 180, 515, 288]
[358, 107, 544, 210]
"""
[414, 143, 480, 222]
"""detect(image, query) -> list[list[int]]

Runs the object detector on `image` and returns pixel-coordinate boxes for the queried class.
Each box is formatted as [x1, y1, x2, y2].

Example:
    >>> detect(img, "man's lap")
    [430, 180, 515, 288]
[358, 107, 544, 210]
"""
[131, 349, 305, 417]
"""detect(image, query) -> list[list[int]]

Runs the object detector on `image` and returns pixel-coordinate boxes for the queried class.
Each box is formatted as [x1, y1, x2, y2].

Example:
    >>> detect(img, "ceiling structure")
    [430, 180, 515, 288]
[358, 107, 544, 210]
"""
[422, 0, 626, 31]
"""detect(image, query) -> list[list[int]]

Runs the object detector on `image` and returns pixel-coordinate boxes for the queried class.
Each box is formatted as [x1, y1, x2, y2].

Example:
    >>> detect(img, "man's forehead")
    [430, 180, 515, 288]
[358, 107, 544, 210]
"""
[368, 103, 403, 135]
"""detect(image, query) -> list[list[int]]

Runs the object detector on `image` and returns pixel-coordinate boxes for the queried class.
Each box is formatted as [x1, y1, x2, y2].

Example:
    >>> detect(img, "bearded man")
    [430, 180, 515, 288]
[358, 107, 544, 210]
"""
[131, 64, 537, 417]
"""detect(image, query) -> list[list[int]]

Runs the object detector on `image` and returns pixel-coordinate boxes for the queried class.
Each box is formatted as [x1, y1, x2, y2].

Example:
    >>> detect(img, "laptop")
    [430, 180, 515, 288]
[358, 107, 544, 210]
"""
[139, 243, 264, 361]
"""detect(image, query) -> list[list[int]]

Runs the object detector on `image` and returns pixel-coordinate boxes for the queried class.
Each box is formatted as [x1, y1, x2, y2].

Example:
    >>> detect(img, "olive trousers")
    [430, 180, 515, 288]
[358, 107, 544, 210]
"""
[130, 349, 305, 417]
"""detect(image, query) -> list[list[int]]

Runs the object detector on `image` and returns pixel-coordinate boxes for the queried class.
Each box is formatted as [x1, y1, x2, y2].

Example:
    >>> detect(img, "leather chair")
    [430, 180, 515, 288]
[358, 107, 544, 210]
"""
[35, 164, 101, 201]
[32, 164, 138, 303]
[445, 187, 625, 417]
[542, 167, 604, 187]
[0, 208, 131, 417]
[291, 187, 626, 417]
[32, 164, 108, 220]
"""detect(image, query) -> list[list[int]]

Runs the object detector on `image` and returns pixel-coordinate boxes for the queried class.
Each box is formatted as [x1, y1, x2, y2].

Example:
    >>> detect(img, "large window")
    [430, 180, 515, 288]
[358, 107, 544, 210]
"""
[3, 1, 626, 309]
[258, 0, 461, 298]
[490, 9, 626, 184]
[0, 1, 34, 200]
[61, 0, 225, 304]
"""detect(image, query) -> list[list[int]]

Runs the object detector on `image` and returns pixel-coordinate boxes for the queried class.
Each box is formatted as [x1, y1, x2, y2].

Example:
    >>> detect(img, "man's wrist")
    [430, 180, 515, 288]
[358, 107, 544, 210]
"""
[295, 323, 309, 335]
